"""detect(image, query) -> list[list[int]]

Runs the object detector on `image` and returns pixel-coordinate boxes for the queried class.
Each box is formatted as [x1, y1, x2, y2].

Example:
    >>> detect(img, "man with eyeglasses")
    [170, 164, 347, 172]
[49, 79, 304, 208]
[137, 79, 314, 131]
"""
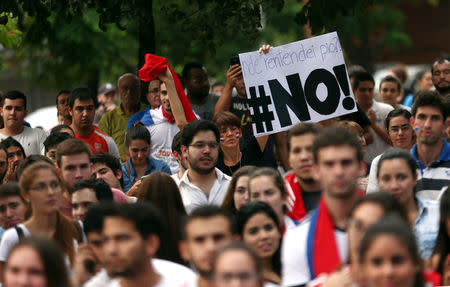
[98, 73, 147, 161]
[70, 87, 120, 159]
[126, 79, 162, 130]
[179, 120, 230, 214]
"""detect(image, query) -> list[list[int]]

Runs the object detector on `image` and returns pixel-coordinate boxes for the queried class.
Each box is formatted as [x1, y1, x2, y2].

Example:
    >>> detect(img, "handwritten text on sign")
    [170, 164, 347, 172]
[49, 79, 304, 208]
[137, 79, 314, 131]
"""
[239, 32, 357, 136]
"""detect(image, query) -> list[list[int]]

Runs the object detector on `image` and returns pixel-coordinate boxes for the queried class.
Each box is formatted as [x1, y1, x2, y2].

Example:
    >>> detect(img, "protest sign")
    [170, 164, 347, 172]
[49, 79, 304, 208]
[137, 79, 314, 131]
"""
[239, 31, 357, 137]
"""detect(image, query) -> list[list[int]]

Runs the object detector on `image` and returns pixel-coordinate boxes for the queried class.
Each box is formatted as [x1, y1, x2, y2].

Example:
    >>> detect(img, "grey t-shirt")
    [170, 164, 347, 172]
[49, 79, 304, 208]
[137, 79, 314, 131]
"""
[189, 93, 219, 120]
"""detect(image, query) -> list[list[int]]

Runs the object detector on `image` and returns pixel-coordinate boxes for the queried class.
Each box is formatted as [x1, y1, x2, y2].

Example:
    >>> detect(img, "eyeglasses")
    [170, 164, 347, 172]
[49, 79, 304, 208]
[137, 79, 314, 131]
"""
[389, 124, 411, 134]
[148, 88, 160, 94]
[30, 181, 61, 192]
[189, 142, 219, 149]
[215, 272, 259, 285]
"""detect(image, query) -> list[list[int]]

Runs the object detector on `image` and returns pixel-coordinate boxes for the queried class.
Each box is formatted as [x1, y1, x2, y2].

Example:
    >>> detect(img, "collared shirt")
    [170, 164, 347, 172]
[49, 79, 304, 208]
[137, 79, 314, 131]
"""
[121, 157, 171, 193]
[413, 196, 439, 260]
[98, 103, 147, 161]
[178, 168, 231, 214]
[411, 139, 450, 194]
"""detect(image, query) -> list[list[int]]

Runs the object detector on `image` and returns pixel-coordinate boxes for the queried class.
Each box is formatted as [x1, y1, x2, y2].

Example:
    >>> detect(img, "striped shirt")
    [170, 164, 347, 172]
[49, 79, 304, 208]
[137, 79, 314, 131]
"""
[411, 139, 450, 194]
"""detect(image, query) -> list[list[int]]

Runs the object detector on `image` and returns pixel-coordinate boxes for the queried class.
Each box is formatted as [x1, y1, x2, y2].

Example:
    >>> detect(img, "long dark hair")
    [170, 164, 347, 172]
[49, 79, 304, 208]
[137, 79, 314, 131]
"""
[433, 186, 450, 276]
[222, 166, 258, 213]
[360, 215, 424, 287]
[236, 201, 282, 276]
[5, 236, 71, 287]
[137, 172, 187, 265]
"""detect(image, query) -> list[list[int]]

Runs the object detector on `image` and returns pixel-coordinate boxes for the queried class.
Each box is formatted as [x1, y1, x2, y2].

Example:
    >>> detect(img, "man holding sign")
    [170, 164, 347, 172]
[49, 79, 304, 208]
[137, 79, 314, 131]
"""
[238, 32, 358, 137]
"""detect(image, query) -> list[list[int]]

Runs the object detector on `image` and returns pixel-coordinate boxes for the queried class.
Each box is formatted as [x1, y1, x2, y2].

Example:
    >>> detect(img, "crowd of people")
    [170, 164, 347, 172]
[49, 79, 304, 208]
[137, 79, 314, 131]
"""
[0, 47, 448, 287]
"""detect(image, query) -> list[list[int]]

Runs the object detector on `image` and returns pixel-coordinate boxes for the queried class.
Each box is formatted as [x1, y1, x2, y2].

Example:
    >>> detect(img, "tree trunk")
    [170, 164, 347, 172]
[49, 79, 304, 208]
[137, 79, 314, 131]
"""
[138, 0, 156, 69]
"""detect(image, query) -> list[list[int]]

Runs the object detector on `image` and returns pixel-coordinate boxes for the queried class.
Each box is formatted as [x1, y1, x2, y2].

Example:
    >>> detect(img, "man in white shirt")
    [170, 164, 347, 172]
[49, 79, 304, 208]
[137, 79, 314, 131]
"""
[282, 127, 365, 286]
[178, 120, 230, 214]
[0, 91, 46, 156]
[102, 202, 190, 287]
[353, 72, 393, 164]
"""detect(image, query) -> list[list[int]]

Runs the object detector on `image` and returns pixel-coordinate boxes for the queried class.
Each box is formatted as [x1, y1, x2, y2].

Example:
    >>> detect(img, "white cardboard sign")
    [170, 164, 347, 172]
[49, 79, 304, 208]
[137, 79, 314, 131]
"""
[239, 31, 357, 136]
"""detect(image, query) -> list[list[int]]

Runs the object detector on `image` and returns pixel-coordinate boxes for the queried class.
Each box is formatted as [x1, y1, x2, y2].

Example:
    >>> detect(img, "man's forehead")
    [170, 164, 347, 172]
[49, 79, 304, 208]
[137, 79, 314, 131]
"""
[3, 98, 25, 108]
[74, 98, 95, 106]
[186, 216, 231, 235]
[118, 74, 139, 86]
[103, 216, 137, 233]
[0, 195, 22, 203]
[61, 153, 90, 164]
[317, 145, 358, 160]
[93, 163, 110, 171]
[433, 60, 450, 69]
[416, 106, 443, 117]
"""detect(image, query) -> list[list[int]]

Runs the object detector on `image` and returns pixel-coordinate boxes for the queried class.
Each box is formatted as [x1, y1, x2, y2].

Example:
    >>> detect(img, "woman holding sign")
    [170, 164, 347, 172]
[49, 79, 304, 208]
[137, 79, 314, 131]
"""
[213, 111, 269, 176]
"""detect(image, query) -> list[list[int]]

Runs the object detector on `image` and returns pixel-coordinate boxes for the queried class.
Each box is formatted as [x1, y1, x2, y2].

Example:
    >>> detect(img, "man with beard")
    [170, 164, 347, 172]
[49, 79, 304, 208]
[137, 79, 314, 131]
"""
[282, 127, 365, 286]
[182, 62, 219, 120]
[100, 202, 193, 287]
[284, 123, 322, 221]
[179, 205, 235, 287]
[411, 90, 449, 197]
[431, 55, 450, 97]
[179, 120, 230, 214]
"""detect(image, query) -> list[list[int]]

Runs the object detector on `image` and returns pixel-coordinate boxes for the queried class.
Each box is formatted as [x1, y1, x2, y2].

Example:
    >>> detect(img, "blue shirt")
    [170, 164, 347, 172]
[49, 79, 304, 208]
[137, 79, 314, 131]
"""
[126, 106, 153, 131]
[411, 139, 450, 192]
[121, 157, 171, 193]
[413, 196, 439, 260]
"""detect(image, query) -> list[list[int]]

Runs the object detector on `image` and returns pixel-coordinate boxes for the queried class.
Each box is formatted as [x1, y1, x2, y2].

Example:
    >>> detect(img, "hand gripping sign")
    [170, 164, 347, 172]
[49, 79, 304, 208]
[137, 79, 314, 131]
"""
[239, 32, 357, 137]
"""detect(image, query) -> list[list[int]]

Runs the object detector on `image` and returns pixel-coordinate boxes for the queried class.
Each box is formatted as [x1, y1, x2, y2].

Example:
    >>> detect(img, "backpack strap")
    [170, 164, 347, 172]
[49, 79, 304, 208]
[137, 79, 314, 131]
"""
[15, 226, 25, 242]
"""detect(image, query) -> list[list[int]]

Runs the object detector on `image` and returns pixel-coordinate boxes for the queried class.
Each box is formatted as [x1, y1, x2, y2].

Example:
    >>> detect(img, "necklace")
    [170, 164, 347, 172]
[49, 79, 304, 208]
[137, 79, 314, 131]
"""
[228, 159, 241, 175]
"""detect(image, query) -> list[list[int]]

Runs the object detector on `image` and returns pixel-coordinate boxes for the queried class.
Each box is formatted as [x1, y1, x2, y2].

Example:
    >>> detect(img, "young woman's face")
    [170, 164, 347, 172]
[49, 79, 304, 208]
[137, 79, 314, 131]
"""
[361, 234, 419, 287]
[128, 139, 150, 166]
[233, 175, 249, 210]
[348, 203, 385, 263]
[243, 213, 281, 260]
[4, 246, 47, 287]
[377, 159, 417, 205]
[214, 250, 262, 287]
[388, 116, 414, 150]
[249, 175, 285, 222]
[25, 169, 62, 214]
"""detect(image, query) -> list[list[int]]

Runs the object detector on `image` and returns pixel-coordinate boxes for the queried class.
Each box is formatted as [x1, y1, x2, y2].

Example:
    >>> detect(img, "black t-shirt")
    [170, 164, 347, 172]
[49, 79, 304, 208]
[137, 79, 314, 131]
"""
[339, 103, 371, 127]
[217, 136, 263, 176]
[301, 190, 322, 213]
[229, 96, 277, 168]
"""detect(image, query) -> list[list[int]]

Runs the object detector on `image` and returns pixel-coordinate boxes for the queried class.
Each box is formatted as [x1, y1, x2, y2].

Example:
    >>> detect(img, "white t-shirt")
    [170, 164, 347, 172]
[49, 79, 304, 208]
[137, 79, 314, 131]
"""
[0, 126, 47, 156]
[146, 107, 180, 174]
[364, 101, 394, 163]
[0, 224, 31, 262]
[178, 168, 231, 214]
[85, 259, 196, 287]
[366, 153, 382, 193]
[0, 223, 80, 265]
[281, 217, 348, 286]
